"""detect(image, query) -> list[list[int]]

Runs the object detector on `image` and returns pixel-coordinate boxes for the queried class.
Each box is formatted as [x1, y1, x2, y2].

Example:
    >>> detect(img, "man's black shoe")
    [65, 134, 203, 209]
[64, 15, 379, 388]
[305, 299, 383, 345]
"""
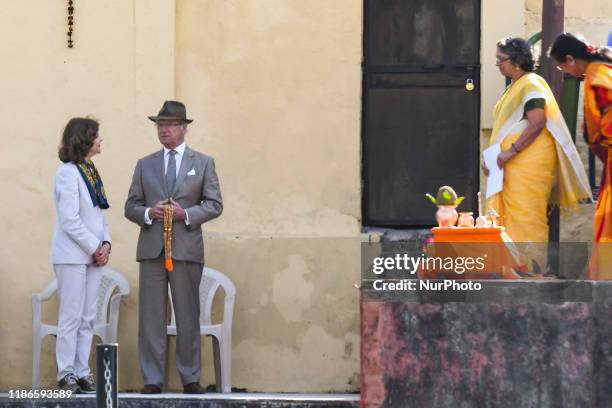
[141, 384, 162, 394]
[183, 382, 205, 394]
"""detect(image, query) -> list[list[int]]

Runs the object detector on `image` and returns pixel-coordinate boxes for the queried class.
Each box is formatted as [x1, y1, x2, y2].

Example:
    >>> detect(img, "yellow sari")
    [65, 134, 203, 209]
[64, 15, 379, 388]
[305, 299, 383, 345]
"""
[487, 73, 591, 243]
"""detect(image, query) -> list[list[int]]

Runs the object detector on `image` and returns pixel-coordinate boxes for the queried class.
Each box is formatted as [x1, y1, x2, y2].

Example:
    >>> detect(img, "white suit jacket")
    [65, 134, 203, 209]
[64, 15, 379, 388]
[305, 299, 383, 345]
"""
[50, 162, 111, 264]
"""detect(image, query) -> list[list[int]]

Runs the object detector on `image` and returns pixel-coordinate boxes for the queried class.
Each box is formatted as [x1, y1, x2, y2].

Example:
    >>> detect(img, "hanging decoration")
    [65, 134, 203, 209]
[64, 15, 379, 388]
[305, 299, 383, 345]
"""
[67, 0, 74, 48]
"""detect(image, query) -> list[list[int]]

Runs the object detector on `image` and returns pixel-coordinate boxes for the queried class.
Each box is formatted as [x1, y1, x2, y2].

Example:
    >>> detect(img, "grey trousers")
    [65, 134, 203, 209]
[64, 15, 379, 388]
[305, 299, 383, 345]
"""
[138, 255, 203, 386]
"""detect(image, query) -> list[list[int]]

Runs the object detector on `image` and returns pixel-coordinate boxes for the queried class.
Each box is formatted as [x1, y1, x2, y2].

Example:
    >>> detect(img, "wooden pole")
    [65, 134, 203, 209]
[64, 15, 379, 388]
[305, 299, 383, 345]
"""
[541, 0, 564, 101]
[541, 0, 564, 272]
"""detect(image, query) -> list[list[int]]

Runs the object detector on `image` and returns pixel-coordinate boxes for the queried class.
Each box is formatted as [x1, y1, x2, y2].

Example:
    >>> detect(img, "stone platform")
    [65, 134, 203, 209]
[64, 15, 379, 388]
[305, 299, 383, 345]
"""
[361, 281, 612, 408]
[0, 393, 360, 408]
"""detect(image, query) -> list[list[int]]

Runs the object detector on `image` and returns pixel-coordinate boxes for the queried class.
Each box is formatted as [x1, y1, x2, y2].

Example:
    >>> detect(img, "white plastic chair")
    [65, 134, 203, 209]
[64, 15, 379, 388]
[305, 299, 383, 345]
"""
[31, 268, 130, 389]
[167, 267, 236, 393]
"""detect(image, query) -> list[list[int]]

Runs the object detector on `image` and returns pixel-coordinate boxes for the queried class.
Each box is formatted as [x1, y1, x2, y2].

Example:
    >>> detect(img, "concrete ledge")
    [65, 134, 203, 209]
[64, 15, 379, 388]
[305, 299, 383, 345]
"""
[361, 281, 612, 408]
[0, 393, 360, 408]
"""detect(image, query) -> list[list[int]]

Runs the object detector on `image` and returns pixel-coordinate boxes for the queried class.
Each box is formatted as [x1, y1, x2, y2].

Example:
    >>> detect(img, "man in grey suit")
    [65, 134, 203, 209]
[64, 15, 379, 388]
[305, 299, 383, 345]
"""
[125, 101, 222, 394]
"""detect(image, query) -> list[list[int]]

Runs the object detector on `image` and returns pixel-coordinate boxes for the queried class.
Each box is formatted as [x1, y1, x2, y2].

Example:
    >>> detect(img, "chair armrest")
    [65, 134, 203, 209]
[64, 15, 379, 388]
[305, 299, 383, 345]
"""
[32, 294, 43, 329]
[32, 280, 58, 328]
[38, 280, 58, 302]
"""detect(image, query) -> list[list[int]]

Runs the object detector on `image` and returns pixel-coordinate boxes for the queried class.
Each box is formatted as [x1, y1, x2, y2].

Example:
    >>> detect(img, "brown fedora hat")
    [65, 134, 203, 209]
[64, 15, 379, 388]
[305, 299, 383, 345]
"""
[148, 100, 193, 123]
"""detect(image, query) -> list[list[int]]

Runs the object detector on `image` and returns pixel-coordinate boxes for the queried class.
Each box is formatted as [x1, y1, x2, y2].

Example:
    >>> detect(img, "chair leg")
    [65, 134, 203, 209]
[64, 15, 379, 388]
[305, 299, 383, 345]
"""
[211, 337, 222, 392]
[219, 336, 231, 393]
[32, 334, 43, 389]
[164, 336, 171, 393]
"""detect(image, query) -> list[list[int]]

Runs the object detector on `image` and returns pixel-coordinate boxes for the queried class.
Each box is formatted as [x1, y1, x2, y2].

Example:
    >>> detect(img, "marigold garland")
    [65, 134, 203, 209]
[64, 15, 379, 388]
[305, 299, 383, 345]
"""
[164, 203, 174, 272]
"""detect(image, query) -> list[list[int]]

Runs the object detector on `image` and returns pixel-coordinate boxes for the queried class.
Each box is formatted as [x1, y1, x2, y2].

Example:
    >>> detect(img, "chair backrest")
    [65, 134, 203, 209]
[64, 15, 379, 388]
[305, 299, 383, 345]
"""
[199, 267, 236, 326]
[94, 268, 131, 325]
[169, 267, 236, 327]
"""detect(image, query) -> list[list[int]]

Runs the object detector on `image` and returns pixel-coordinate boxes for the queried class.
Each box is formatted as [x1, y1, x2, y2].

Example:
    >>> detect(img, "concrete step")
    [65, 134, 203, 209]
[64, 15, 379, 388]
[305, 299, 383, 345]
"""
[0, 393, 360, 408]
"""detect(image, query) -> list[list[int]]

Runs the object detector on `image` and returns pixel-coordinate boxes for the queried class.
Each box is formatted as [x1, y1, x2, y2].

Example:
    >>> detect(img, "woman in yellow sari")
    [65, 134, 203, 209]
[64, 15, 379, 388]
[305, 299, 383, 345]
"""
[484, 38, 591, 247]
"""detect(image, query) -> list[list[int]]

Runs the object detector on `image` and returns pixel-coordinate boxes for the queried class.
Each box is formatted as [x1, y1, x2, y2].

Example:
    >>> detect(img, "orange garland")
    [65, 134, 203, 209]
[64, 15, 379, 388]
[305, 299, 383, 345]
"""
[163, 203, 174, 272]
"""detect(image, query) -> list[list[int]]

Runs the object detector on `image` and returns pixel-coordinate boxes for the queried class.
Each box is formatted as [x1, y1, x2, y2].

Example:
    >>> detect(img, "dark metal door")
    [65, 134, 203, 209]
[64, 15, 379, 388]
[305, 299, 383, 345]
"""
[363, 0, 481, 227]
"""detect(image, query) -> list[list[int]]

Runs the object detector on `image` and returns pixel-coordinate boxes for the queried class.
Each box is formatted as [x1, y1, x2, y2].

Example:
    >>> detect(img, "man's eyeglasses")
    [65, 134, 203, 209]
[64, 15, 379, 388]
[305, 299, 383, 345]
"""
[496, 56, 511, 64]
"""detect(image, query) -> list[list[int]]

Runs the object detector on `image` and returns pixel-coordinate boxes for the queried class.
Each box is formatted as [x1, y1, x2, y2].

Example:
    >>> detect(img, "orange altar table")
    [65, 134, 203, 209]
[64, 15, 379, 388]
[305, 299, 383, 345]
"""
[417, 227, 526, 280]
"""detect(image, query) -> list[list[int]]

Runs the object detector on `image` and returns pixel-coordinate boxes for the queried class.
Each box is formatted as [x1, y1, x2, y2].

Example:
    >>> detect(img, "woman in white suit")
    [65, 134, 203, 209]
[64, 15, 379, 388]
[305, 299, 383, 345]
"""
[51, 118, 111, 393]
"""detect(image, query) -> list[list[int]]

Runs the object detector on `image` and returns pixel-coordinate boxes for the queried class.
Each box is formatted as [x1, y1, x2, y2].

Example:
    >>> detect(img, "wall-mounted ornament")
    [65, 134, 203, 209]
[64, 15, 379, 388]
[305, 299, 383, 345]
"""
[67, 0, 74, 48]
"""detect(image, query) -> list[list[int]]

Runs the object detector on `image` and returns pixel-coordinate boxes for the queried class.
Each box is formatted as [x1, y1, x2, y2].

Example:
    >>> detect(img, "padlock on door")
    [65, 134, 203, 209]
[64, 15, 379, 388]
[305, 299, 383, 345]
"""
[465, 79, 475, 91]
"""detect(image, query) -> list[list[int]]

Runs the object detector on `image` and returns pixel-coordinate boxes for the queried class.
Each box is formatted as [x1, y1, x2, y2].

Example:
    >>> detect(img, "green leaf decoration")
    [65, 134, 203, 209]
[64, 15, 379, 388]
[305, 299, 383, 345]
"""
[425, 193, 437, 205]
[442, 190, 452, 201]
[454, 196, 465, 206]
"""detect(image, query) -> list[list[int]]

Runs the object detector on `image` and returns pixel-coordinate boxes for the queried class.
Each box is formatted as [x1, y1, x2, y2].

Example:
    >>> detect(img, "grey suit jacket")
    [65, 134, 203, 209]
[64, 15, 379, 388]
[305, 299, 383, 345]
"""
[124, 146, 222, 263]
[51, 163, 111, 264]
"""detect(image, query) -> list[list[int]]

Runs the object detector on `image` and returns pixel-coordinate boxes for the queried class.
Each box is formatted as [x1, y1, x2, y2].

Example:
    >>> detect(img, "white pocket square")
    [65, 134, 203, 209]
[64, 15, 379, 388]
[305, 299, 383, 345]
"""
[187, 169, 196, 176]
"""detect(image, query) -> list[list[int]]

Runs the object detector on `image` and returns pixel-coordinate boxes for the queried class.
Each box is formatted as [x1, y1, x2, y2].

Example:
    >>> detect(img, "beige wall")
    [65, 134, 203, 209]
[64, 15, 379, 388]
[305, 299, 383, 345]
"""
[173, 0, 364, 391]
[1, 0, 609, 393]
[0, 0, 178, 392]
[0, 0, 363, 392]
[175, 0, 362, 236]
[481, 0, 525, 129]
[525, 0, 612, 42]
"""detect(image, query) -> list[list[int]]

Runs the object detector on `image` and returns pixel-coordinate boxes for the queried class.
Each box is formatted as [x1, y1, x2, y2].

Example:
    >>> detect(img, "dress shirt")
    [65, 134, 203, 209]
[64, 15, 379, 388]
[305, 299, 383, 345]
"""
[144, 142, 190, 225]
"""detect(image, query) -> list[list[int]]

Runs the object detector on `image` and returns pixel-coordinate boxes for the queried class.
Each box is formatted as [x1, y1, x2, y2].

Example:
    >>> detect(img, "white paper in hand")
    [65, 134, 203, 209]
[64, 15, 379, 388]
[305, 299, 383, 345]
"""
[483, 144, 503, 199]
